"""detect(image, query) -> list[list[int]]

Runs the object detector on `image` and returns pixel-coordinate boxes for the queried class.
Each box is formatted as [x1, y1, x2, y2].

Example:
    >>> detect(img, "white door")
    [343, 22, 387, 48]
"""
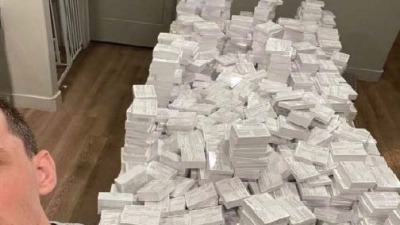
[89, 0, 176, 47]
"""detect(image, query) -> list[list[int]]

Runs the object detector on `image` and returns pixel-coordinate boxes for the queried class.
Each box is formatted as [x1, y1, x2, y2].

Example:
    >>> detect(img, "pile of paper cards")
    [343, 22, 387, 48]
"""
[201, 0, 232, 27]
[253, 0, 284, 25]
[147, 44, 183, 107]
[123, 93, 158, 168]
[225, 15, 254, 54]
[176, 0, 204, 17]
[251, 21, 283, 64]
[97, 1, 399, 225]
[385, 204, 400, 225]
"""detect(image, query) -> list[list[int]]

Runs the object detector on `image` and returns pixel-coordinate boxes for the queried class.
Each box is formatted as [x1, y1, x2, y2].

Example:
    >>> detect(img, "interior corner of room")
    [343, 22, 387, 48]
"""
[0, 0, 90, 111]
[0, 0, 399, 111]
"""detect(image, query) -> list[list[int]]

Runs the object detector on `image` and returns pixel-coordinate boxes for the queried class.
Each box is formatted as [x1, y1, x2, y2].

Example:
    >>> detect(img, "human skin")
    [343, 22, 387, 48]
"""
[0, 111, 57, 225]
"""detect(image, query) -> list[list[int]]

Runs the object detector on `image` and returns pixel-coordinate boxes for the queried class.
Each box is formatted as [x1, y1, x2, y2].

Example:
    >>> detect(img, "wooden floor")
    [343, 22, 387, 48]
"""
[355, 33, 400, 178]
[18, 34, 400, 224]
[20, 42, 153, 225]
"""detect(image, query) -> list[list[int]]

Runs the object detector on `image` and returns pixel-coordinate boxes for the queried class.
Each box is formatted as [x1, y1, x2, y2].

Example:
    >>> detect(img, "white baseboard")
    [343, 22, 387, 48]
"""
[0, 91, 62, 111]
[347, 67, 384, 82]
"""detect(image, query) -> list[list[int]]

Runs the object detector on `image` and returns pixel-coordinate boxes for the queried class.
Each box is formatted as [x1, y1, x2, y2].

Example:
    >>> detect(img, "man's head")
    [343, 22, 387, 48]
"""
[0, 99, 57, 225]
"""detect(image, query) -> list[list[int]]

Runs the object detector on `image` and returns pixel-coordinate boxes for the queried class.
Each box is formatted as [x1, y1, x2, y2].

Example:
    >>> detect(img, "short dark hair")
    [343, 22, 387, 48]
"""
[0, 99, 38, 157]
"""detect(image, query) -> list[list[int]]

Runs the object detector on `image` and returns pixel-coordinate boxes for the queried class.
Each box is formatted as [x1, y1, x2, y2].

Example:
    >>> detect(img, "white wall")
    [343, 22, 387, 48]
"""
[0, 0, 61, 110]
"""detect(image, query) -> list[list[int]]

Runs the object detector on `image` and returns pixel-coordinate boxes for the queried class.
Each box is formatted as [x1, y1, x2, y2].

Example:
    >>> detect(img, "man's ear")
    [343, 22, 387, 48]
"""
[32, 150, 57, 195]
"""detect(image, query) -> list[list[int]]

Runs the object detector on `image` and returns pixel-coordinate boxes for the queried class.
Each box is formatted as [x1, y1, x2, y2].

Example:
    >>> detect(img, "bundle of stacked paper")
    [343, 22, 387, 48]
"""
[175, 0, 232, 30]
[385, 204, 400, 225]
[224, 15, 254, 54]
[176, 0, 205, 17]
[201, 0, 232, 28]
[122, 90, 158, 168]
[97, 0, 399, 225]
[146, 42, 184, 107]
[251, 21, 284, 65]
[253, 0, 284, 25]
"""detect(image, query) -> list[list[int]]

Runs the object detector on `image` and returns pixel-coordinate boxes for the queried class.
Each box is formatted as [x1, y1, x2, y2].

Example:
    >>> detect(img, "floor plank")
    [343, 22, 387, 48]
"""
[355, 32, 400, 177]
[20, 42, 153, 224]
[17, 32, 400, 225]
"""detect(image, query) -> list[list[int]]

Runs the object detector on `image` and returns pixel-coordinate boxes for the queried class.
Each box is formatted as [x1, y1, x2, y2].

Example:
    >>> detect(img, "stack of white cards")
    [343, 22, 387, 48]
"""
[330, 142, 368, 162]
[277, 196, 317, 225]
[145, 195, 170, 216]
[252, 21, 284, 64]
[253, 0, 284, 25]
[161, 214, 190, 225]
[335, 161, 377, 190]
[171, 176, 197, 198]
[171, 39, 199, 66]
[368, 165, 400, 192]
[276, 115, 310, 140]
[270, 182, 301, 200]
[294, 141, 330, 166]
[331, 51, 350, 73]
[289, 72, 314, 91]
[305, 127, 334, 147]
[229, 123, 272, 180]
[158, 32, 184, 45]
[160, 150, 184, 173]
[384, 204, 400, 225]
[321, 9, 336, 28]
[114, 164, 148, 193]
[99, 210, 121, 225]
[137, 179, 175, 201]
[314, 207, 353, 224]
[285, 157, 320, 182]
[206, 144, 235, 182]
[147, 161, 178, 180]
[296, 53, 320, 73]
[201, 0, 232, 25]
[120, 205, 162, 225]
[296, 0, 323, 22]
[166, 112, 197, 132]
[333, 123, 371, 143]
[98, 192, 134, 214]
[148, 34, 184, 107]
[293, 42, 317, 55]
[173, 14, 205, 36]
[258, 169, 284, 193]
[215, 177, 250, 209]
[318, 59, 339, 73]
[124, 99, 158, 165]
[133, 85, 157, 100]
[176, 0, 205, 16]
[180, 130, 207, 169]
[241, 193, 290, 225]
[298, 182, 331, 207]
[278, 18, 305, 43]
[264, 38, 293, 83]
[189, 205, 225, 225]
[225, 15, 254, 53]
[193, 21, 224, 53]
[357, 192, 400, 219]
[288, 110, 316, 128]
[185, 182, 219, 210]
[319, 38, 342, 56]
